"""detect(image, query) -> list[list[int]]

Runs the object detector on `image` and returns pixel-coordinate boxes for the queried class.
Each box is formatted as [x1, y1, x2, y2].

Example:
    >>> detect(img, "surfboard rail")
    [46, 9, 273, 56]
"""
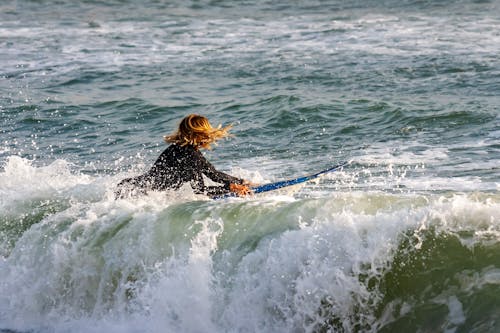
[214, 161, 348, 199]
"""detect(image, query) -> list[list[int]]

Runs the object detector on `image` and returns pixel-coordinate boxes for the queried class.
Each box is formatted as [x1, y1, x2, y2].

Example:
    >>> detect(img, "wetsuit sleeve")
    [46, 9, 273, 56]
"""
[203, 185, 236, 197]
[188, 150, 244, 197]
[194, 151, 244, 186]
[190, 172, 237, 197]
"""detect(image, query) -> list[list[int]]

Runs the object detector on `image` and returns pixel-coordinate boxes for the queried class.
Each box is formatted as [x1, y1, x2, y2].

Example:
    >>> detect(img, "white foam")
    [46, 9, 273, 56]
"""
[0, 156, 94, 208]
[434, 296, 465, 333]
[1, 156, 499, 332]
[3, 9, 499, 82]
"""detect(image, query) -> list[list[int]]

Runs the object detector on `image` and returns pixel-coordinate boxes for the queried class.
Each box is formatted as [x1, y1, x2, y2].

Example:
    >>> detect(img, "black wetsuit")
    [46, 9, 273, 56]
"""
[116, 144, 243, 197]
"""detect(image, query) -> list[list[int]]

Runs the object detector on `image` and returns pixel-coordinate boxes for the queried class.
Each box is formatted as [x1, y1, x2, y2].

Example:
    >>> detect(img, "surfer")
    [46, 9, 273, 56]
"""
[116, 114, 252, 198]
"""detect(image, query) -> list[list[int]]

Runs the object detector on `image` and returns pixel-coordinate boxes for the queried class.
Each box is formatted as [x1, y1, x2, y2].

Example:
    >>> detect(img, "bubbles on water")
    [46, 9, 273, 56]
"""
[0, 155, 499, 332]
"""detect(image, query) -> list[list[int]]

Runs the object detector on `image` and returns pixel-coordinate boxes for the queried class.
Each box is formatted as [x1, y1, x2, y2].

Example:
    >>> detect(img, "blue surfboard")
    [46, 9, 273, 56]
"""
[215, 161, 347, 199]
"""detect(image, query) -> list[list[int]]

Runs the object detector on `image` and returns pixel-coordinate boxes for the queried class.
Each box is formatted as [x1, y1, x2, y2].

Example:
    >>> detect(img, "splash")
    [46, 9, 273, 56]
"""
[1, 158, 499, 332]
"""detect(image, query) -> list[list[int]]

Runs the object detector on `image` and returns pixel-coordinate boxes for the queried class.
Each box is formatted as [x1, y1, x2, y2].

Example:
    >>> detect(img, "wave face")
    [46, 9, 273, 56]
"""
[1, 0, 499, 332]
[0, 157, 499, 332]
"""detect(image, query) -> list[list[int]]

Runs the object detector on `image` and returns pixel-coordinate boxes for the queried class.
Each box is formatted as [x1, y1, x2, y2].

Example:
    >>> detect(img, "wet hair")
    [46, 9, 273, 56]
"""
[164, 114, 231, 149]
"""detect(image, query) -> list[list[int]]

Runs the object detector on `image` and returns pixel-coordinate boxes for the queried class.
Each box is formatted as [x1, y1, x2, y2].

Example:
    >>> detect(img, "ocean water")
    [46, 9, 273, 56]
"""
[1, 0, 499, 332]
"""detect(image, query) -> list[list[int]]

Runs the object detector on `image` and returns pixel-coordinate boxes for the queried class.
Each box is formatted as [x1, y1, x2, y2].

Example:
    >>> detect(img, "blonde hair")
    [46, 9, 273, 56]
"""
[164, 114, 231, 149]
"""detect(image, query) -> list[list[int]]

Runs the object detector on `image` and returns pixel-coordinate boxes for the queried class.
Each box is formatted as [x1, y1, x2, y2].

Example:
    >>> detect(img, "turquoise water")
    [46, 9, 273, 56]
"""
[1, 1, 499, 332]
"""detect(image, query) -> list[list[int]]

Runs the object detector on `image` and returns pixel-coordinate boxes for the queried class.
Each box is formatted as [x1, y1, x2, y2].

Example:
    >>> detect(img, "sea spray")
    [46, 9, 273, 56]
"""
[2, 158, 498, 332]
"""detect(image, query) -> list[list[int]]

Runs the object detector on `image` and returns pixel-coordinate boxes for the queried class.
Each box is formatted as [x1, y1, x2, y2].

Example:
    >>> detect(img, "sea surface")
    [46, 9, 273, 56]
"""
[1, 1, 499, 332]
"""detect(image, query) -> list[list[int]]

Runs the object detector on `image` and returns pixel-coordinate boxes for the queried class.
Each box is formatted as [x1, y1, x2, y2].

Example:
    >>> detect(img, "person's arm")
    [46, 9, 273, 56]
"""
[191, 150, 252, 196]
[194, 151, 245, 186]
[189, 171, 235, 197]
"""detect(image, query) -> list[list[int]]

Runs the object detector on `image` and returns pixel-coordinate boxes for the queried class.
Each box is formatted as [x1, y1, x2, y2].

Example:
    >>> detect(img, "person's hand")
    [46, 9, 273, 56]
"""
[230, 183, 252, 196]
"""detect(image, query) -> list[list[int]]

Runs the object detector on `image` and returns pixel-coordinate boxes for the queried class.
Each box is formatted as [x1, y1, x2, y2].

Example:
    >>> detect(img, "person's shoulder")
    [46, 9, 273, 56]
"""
[169, 143, 199, 156]
[155, 144, 178, 159]
[159, 144, 175, 154]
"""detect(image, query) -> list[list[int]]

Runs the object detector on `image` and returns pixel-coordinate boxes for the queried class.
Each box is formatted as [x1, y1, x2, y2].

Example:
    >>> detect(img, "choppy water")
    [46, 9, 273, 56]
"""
[1, 1, 499, 332]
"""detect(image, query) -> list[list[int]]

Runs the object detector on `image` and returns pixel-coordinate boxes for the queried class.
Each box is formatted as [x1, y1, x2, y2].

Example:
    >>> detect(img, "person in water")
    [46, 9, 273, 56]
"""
[116, 114, 252, 198]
